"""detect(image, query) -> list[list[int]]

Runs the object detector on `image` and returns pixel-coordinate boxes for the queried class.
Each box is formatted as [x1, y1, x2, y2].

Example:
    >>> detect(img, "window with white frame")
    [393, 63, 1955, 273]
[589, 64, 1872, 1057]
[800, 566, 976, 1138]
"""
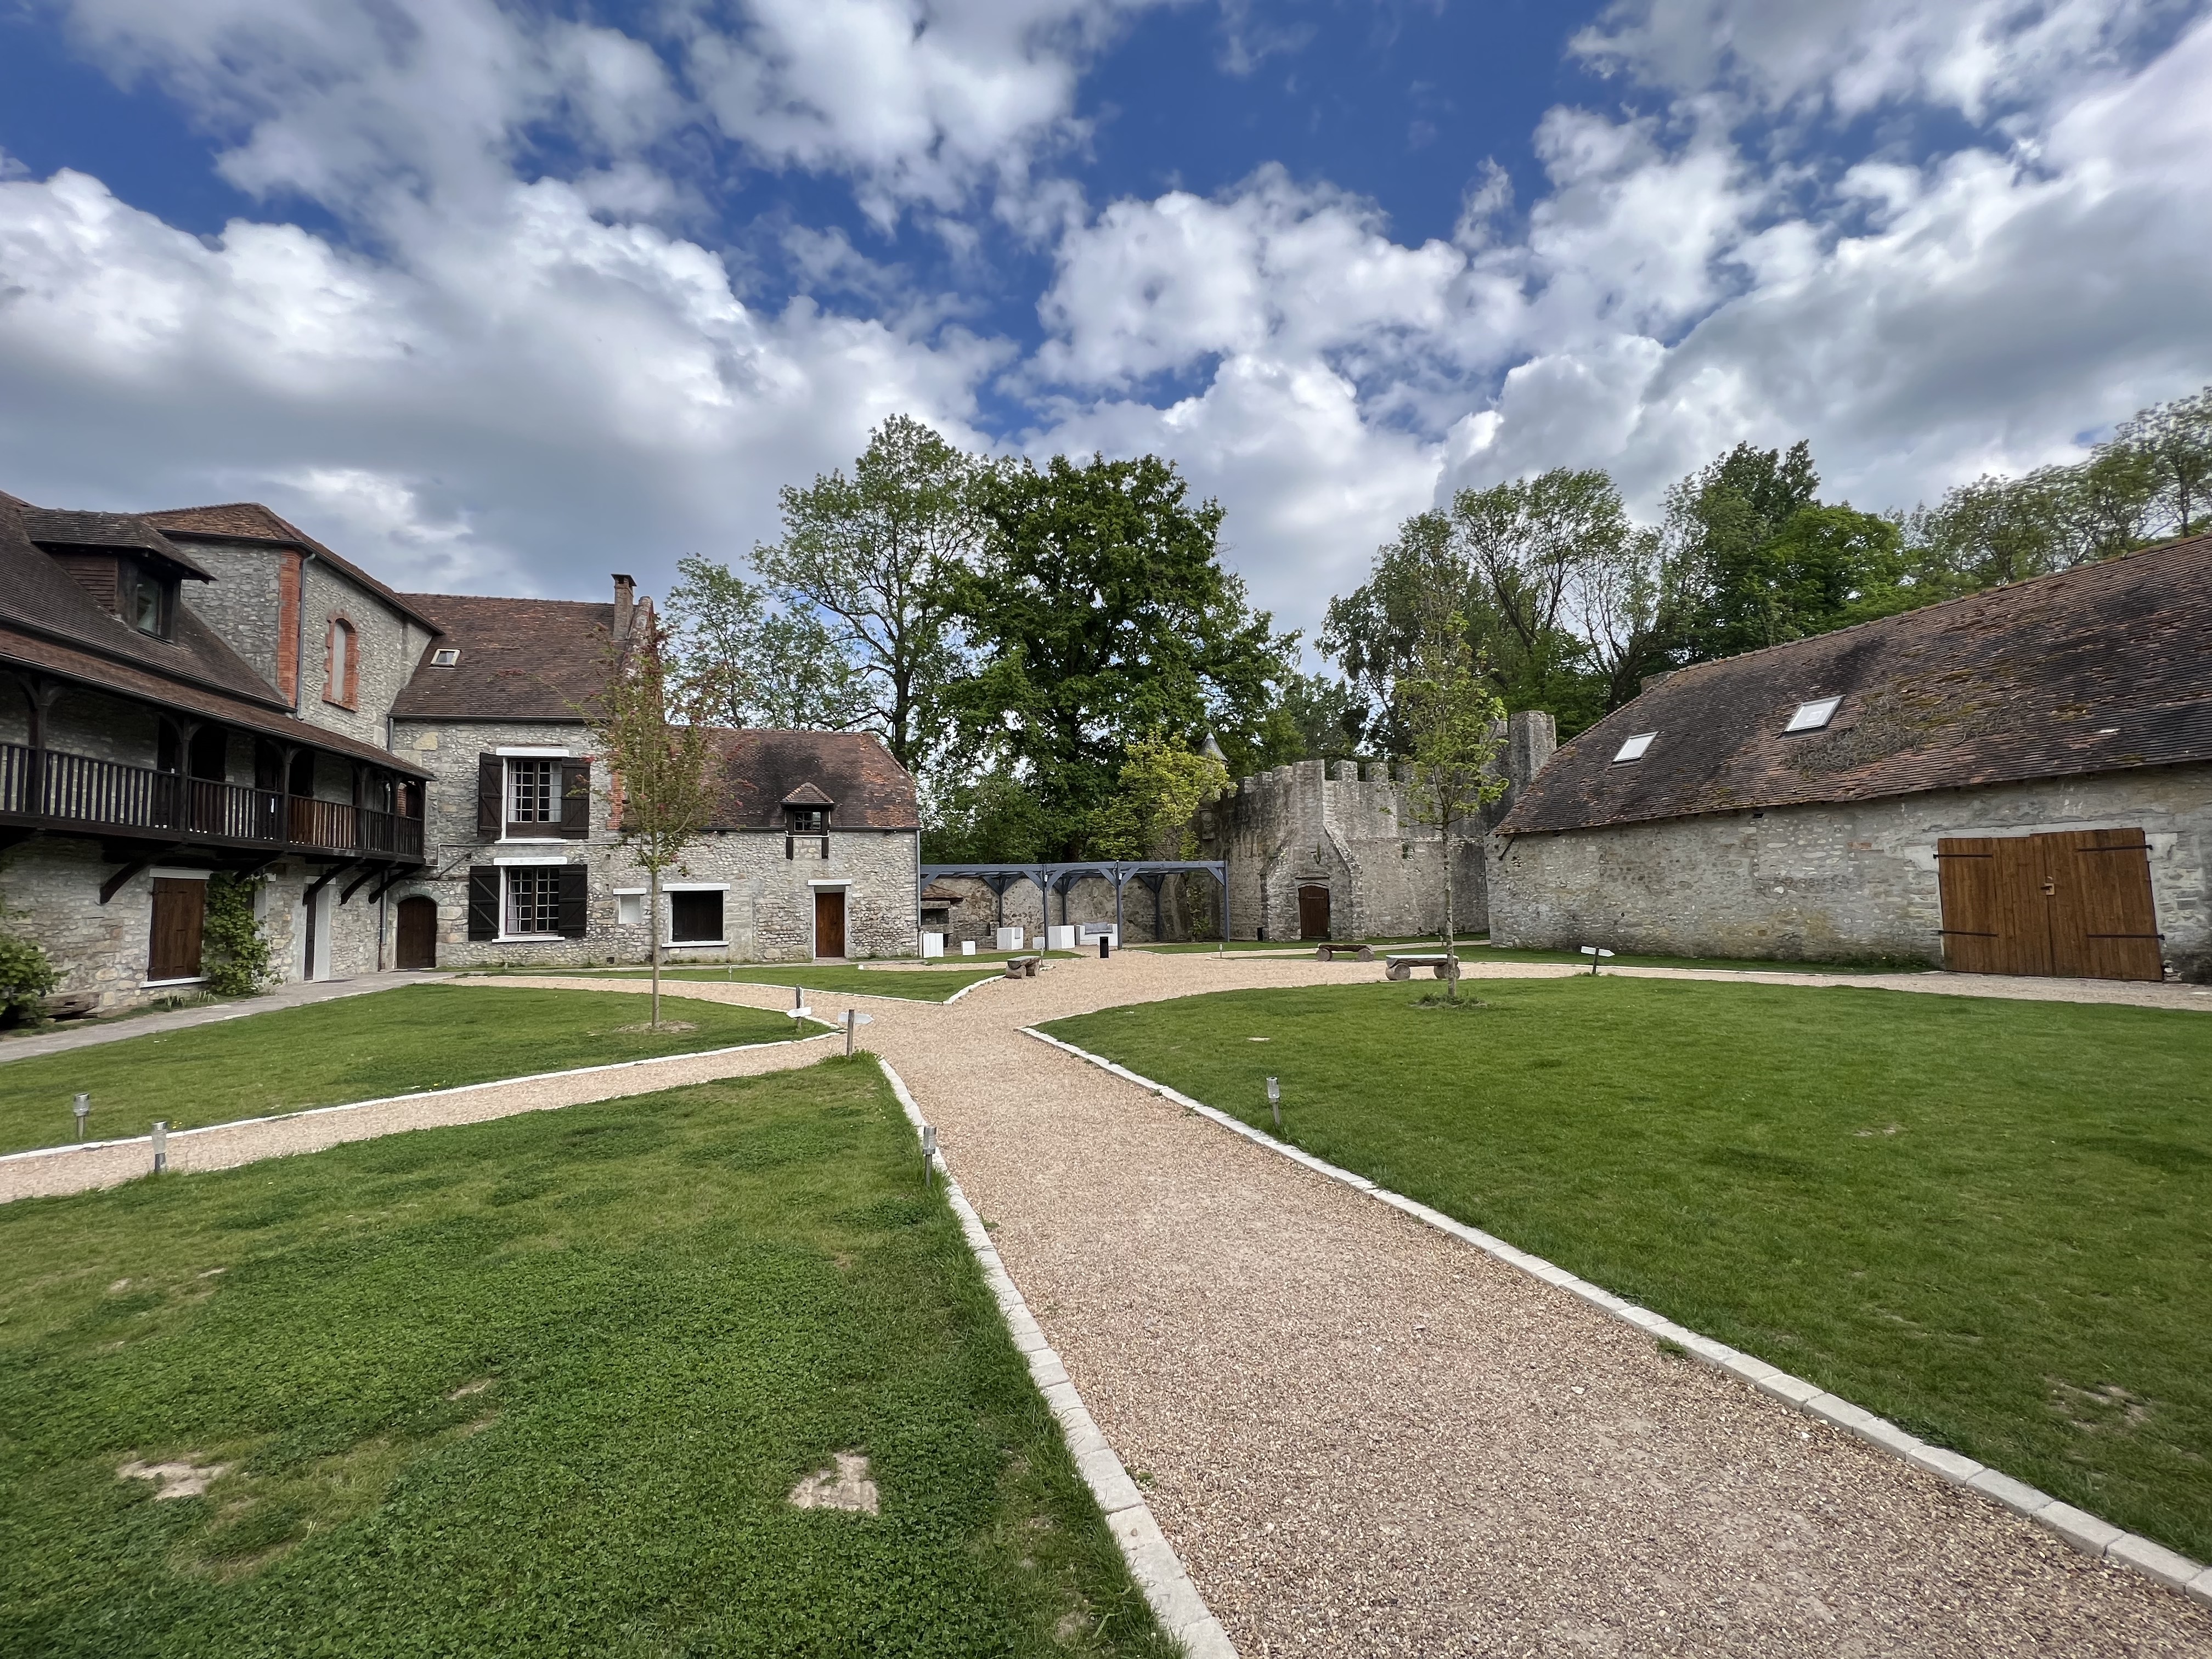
[617, 892, 645, 926]
[507, 866, 561, 936]
[509, 759, 556, 827]
[670, 890, 725, 943]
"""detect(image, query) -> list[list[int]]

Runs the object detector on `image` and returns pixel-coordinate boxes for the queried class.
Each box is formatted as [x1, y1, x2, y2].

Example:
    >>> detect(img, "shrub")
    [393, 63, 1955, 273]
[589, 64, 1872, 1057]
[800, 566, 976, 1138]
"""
[203, 873, 275, 997]
[0, 923, 60, 1026]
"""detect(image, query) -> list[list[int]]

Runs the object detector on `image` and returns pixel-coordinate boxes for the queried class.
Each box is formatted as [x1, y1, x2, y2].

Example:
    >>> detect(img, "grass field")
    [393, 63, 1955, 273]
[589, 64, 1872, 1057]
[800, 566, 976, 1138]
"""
[0, 985, 802, 1156]
[1128, 938, 1932, 974]
[0, 1057, 1174, 1657]
[1043, 977, 2212, 1560]
[475, 964, 1009, 1002]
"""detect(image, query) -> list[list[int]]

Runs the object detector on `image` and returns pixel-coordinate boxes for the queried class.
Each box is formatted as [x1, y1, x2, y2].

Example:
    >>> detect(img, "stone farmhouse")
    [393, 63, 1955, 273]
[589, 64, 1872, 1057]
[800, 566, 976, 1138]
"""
[1490, 534, 2212, 983]
[0, 489, 919, 1014]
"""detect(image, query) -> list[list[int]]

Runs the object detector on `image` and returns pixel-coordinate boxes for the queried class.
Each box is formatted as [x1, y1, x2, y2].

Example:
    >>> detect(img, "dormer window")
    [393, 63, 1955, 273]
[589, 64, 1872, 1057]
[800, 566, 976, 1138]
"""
[431, 647, 460, 667]
[787, 806, 829, 834]
[118, 560, 177, 640]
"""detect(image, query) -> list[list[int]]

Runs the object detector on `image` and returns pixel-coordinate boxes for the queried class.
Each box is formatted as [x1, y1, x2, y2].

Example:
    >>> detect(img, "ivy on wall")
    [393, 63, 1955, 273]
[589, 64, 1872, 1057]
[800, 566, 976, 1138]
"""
[204, 873, 276, 997]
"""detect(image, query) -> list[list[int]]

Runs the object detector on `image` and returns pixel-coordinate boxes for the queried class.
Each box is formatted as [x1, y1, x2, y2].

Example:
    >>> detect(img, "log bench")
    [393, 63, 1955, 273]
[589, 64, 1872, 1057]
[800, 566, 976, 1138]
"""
[1313, 943, 1375, 962]
[1383, 953, 1452, 981]
[1001, 956, 1042, 979]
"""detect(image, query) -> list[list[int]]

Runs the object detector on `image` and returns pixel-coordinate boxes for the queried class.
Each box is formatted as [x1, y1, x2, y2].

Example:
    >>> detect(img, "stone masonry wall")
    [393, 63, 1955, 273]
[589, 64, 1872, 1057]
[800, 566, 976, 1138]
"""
[295, 560, 433, 752]
[1489, 762, 2212, 980]
[177, 540, 285, 691]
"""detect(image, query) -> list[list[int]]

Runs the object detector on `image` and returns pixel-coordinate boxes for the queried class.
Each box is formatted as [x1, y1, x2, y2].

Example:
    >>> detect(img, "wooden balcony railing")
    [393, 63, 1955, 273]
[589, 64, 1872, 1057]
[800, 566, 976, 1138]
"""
[0, 743, 424, 861]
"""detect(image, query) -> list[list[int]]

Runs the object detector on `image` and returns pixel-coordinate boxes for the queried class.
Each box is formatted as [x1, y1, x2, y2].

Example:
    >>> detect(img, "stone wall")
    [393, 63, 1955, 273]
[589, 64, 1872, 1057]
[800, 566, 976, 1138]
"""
[1195, 712, 1556, 941]
[295, 560, 433, 752]
[1489, 762, 2212, 980]
[177, 540, 285, 690]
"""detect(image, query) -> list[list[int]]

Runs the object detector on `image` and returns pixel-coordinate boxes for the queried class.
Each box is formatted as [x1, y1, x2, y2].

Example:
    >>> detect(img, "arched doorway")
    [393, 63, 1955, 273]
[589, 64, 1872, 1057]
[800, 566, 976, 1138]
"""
[396, 895, 438, 970]
[1297, 884, 1331, 940]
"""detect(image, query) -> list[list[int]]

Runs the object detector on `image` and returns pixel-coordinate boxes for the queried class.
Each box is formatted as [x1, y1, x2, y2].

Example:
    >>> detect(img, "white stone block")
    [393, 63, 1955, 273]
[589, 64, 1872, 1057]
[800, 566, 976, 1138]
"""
[920, 931, 944, 957]
[961, 939, 976, 955]
[994, 926, 1024, 951]
[1047, 924, 1076, 950]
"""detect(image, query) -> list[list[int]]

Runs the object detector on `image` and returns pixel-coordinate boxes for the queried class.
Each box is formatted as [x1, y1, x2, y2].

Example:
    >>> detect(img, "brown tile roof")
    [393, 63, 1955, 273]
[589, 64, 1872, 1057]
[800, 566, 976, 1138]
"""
[0, 496, 290, 710]
[390, 592, 616, 721]
[706, 729, 918, 831]
[21, 509, 215, 579]
[1499, 533, 2212, 836]
[143, 502, 441, 631]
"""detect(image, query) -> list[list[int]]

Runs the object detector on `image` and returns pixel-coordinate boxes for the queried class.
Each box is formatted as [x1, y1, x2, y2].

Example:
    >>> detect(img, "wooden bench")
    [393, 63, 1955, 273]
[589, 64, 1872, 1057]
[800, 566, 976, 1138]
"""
[1383, 953, 1451, 981]
[1313, 943, 1374, 962]
[42, 991, 98, 1020]
[1001, 956, 1042, 979]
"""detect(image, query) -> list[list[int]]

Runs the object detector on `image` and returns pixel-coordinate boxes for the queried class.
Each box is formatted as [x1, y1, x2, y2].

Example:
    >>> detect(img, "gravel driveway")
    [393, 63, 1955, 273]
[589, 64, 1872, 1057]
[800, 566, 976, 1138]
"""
[9, 952, 2207, 1655]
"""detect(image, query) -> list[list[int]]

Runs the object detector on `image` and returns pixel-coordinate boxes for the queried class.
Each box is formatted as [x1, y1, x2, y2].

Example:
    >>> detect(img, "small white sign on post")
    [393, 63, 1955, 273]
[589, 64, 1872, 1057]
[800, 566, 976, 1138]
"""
[1578, 945, 1617, 975]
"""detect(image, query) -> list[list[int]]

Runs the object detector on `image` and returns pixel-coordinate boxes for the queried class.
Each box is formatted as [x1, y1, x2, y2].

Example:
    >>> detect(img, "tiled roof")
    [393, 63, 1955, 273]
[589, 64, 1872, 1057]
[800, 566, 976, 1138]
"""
[0, 496, 290, 709]
[781, 781, 836, 806]
[707, 729, 918, 831]
[143, 503, 441, 632]
[390, 592, 617, 721]
[1499, 533, 2212, 836]
[21, 510, 215, 579]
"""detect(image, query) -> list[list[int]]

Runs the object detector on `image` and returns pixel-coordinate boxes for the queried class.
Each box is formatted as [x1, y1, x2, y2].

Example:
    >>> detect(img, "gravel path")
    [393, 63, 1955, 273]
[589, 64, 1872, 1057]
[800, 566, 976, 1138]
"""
[467, 957, 2212, 1656]
[7, 953, 2204, 1654]
[0, 1023, 838, 1203]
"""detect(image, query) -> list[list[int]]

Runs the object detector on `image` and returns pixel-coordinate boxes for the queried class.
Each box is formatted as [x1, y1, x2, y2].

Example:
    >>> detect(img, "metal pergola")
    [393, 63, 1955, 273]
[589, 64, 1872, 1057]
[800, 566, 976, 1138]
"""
[920, 860, 1229, 944]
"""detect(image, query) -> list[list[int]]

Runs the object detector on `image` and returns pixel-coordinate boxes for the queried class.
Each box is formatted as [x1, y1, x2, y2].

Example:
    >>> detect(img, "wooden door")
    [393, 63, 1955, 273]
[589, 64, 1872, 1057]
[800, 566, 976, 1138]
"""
[395, 895, 437, 970]
[1937, 829, 2162, 981]
[2045, 829, 2163, 981]
[1297, 884, 1331, 940]
[148, 878, 206, 981]
[814, 889, 846, 959]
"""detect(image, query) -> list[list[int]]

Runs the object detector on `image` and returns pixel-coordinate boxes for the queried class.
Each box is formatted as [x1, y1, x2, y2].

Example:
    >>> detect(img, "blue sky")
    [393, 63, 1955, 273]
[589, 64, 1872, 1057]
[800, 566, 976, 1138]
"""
[2, 0, 2208, 646]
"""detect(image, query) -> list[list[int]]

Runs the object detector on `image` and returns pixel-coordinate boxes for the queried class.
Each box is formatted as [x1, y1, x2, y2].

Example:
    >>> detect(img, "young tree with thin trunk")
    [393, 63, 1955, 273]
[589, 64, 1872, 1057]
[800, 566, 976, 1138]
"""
[1397, 614, 1508, 1002]
[585, 612, 721, 1029]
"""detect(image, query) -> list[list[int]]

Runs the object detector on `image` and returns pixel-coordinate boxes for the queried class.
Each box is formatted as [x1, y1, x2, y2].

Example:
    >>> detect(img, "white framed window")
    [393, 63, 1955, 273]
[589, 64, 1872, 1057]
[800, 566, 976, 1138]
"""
[617, 893, 645, 926]
[430, 647, 460, 667]
[1785, 696, 1843, 733]
[506, 866, 561, 936]
[509, 759, 556, 827]
[1612, 731, 1657, 763]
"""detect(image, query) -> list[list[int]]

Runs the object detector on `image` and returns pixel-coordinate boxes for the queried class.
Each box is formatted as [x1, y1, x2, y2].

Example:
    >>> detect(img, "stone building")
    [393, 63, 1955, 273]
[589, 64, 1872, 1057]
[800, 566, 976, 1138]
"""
[0, 486, 919, 1013]
[1194, 712, 1557, 941]
[1491, 534, 2212, 982]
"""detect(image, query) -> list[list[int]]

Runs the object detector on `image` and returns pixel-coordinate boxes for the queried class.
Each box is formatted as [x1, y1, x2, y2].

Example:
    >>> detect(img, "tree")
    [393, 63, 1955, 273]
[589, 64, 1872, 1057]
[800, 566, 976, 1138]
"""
[951, 452, 1295, 854]
[2116, 385, 2212, 539]
[920, 771, 1054, 864]
[1397, 615, 1507, 1002]
[586, 613, 722, 1029]
[752, 415, 984, 773]
[1088, 733, 1232, 860]
[662, 554, 868, 731]
[1323, 511, 1480, 753]
[1572, 522, 1678, 713]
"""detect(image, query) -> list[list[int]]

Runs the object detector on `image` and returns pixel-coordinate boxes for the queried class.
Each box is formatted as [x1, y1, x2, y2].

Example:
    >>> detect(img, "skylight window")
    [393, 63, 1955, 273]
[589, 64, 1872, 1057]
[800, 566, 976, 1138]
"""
[431, 647, 461, 667]
[1612, 732, 1656, 763]
[1785, 696, 1843, 733]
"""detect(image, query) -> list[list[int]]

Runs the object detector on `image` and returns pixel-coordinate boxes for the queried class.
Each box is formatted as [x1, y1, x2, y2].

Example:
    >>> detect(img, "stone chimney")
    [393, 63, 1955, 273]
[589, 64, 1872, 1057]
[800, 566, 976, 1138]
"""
[1506, 710, 1556, 787]
[612, 574, 635, 642]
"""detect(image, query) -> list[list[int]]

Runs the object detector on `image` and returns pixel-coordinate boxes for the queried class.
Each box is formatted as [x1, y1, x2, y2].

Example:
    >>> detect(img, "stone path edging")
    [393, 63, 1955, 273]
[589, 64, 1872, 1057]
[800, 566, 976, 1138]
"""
[874, 1056, 1237, 1659]
[1021, 1025, 2212, 1611]
[0, 1028, 839, 1170]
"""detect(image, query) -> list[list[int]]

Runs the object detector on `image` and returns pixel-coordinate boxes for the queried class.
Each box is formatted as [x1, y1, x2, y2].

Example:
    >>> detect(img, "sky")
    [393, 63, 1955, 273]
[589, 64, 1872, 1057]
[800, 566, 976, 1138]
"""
[2, 0, 2209, 652]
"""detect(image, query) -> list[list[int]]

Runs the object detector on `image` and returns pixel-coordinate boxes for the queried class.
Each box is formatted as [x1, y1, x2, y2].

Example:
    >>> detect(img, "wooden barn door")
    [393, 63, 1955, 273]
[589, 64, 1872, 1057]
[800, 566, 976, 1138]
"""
[1937, 830, 2161, 982]
[1297, 884, 1331, 940]
[814, 889, 847, 960]
[148, 878, 206, 982]
[2044, 830, 2162, 981]
[395, 896, 437, 970]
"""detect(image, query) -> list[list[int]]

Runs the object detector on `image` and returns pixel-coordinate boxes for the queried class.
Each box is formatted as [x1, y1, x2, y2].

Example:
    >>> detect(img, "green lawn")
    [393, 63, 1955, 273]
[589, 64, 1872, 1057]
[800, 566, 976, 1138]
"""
[478, 964, 1010, 1003]
[0, 1057, 1174, 1658]
[0, 985, 803, 1156]
[1044, 978, 2212, 1560]
[1470, 943, 1936, 975]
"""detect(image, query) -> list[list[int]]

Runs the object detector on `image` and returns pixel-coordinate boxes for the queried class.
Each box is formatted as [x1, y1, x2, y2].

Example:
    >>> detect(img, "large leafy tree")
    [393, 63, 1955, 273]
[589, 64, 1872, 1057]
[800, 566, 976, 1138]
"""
[1397, 611, 1506, 1000]
[951, 452, 1294, 856]
[752, 415, 984, 774]
[662, 554, 867, 731]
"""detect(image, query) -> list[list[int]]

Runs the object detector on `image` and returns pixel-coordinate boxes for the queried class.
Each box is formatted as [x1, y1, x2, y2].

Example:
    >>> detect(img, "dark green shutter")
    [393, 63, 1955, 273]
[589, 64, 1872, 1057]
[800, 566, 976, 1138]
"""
[559, 759, 591, 839]
[466, 866, 499, 940]
[557, 862, 589, 938]
[476, 754, 502, 838]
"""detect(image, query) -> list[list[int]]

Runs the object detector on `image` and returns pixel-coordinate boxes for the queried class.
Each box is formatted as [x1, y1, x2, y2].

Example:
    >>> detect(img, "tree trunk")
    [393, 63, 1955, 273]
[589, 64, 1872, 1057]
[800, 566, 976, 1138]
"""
[1443, 817, 1460, 1001]
[649, 865, 662, 1028]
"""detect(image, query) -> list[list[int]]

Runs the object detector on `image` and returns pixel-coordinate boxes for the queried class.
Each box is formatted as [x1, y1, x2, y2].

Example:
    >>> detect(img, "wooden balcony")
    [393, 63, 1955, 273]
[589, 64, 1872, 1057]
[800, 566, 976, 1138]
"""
[0, 742, 425, 862]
